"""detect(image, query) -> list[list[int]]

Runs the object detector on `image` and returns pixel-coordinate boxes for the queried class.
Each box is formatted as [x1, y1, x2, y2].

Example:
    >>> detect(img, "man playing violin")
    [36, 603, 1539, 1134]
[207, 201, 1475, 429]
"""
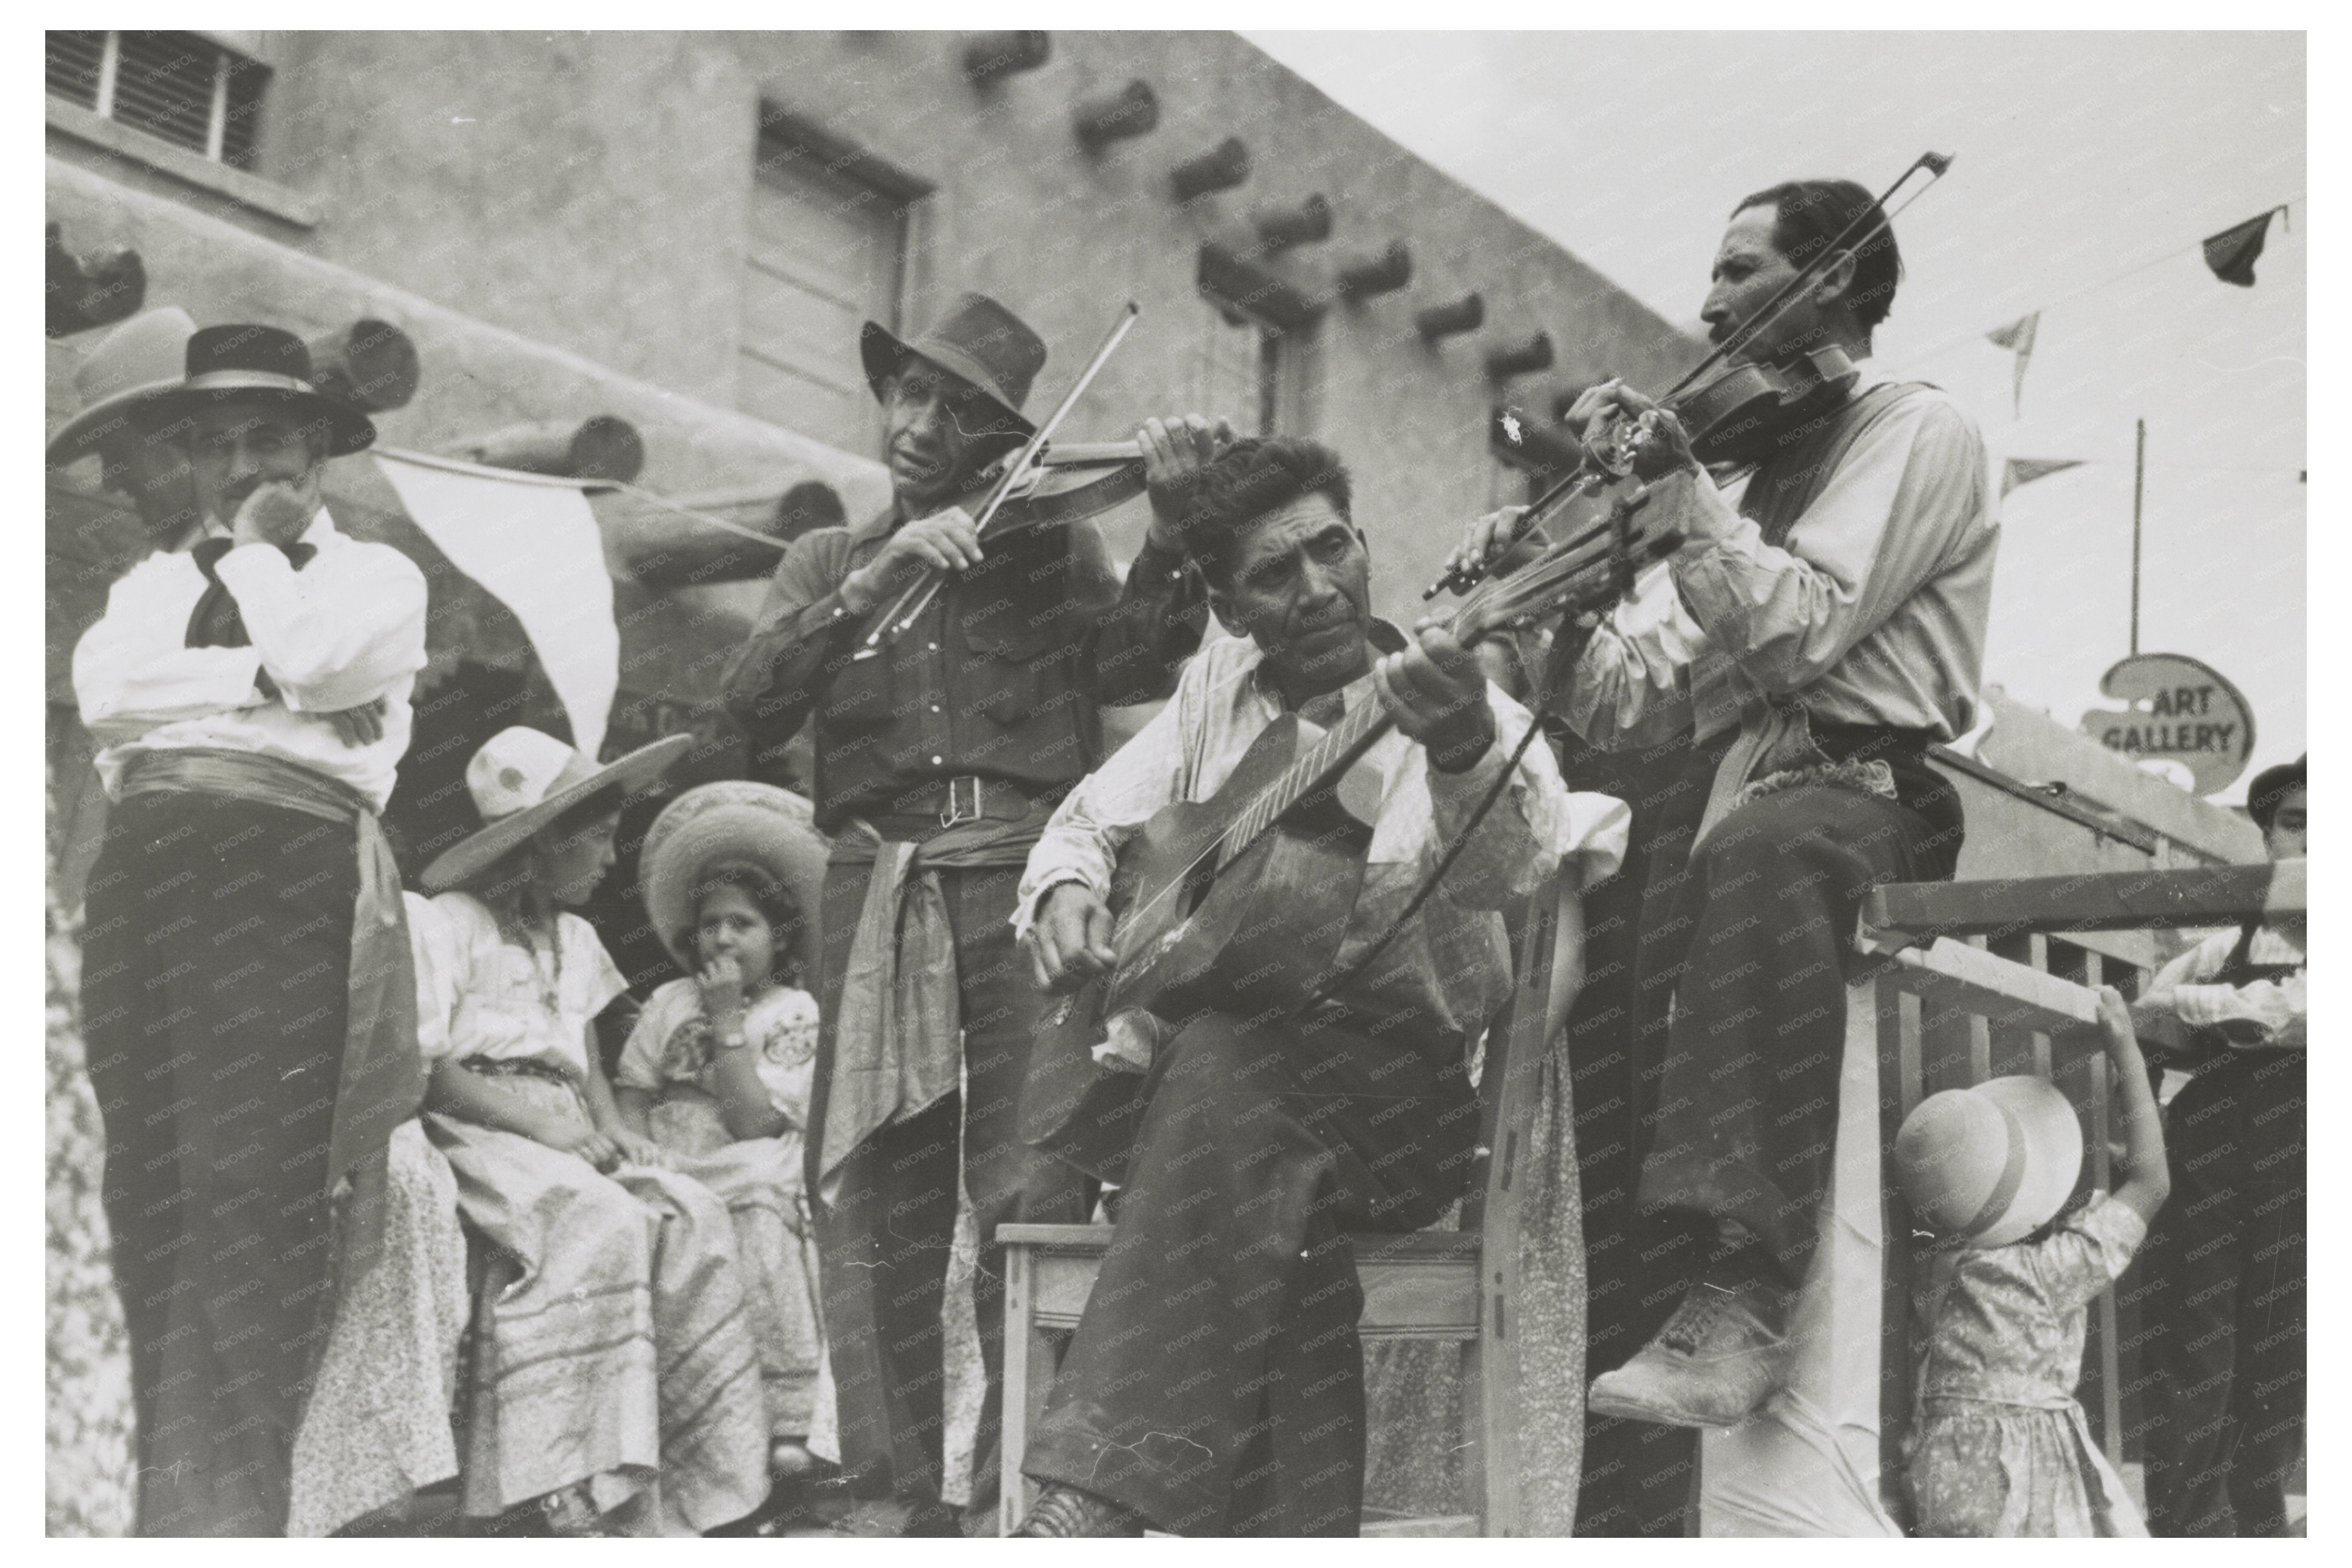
[1449, 178, 1995, 1430]
[1011, 437, 1623, 1536]
[721, 292, 1224, 1532]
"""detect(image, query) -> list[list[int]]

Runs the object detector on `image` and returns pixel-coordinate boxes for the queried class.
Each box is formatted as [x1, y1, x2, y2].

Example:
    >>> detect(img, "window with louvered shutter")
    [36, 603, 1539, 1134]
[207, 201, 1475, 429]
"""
[44, 30, 269, 171]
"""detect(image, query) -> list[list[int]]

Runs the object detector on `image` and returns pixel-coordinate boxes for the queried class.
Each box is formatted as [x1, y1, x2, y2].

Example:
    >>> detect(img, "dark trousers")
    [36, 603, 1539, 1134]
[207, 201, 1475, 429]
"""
[2141, 1051, 2306, 1537]
[807, 858, 1091, 1507]
[80, 789, 357, 1536]
[1634, 740, 1961, 1286]
[1023, 1007, 1477, 1536]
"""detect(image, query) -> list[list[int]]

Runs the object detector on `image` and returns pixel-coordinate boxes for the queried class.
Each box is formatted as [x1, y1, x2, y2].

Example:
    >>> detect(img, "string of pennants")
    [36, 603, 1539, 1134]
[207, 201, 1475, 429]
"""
[1958, 202, 2302, 498]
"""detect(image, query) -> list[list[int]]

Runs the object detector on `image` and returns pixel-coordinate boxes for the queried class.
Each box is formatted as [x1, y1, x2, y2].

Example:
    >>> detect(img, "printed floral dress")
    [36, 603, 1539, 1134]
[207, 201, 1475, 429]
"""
[618, 981, 829, 1448]
[1904, 1191, 2149, 1536]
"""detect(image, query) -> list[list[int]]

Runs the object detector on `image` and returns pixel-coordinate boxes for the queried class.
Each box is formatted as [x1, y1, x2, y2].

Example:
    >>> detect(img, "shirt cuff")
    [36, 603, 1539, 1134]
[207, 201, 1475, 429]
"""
[1425, 721, 1512, 795]
[210, 538, 299, 597]
[2168, 984, 2242, 1029]
[1011, 871, 1099, 942]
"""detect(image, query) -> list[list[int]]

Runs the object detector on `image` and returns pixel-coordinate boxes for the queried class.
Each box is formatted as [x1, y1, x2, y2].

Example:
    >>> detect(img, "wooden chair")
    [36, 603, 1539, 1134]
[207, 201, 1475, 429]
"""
[1695, 862, 2303, 1535]
[996, 871, 1588, 1537]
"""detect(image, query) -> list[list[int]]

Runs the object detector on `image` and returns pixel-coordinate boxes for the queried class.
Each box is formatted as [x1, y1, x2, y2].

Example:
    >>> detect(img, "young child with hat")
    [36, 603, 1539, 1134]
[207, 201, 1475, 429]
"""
[1895, 986, 2170, 1536]
[613, 781, 835, 1487]
[414, 728, 769, 1536]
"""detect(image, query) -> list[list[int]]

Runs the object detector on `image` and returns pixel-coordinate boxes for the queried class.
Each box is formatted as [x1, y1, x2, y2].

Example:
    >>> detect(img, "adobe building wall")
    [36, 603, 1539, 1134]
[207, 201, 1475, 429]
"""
[51, 31, 1699, 633]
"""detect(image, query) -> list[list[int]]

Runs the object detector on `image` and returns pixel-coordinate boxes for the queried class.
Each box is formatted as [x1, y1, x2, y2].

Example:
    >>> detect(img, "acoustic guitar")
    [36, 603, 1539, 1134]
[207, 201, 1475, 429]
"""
[1022, 473, 1689, 1182]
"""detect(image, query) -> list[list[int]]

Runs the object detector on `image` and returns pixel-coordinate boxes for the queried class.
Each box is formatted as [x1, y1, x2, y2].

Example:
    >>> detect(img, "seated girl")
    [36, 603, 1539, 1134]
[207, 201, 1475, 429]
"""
[616, 781, 833, 1482]
[414, 727, 769, 1536]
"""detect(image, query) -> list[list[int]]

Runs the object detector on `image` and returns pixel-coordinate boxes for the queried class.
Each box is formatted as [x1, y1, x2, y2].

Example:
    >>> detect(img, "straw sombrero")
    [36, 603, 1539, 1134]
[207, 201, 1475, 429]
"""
[640, 781, 828, 970]
[420, 726, 691, 894]
[1895, 1075, 2084, 1248]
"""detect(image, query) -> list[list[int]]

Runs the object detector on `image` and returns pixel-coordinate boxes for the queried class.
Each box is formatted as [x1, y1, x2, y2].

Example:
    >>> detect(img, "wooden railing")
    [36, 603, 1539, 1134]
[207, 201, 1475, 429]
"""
[1847, 862, 2303, 1531]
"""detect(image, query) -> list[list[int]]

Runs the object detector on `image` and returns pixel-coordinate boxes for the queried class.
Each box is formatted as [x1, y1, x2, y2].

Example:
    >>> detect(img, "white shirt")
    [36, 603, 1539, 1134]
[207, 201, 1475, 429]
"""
[1017, 625, 1628, 1044]
[1569, 368, 1997, 751]
[412, 892, 628, 1080]
[2146, 923, 2307, 1049]
[73, 508, 429, 811]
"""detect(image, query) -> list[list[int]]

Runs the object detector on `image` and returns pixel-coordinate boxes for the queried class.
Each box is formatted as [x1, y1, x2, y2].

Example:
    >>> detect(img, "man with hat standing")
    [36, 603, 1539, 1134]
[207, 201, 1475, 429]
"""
[72, 324, 430, 1534]
[2136, 754, 2307, 1536]
[722, 293, 1223, 1531]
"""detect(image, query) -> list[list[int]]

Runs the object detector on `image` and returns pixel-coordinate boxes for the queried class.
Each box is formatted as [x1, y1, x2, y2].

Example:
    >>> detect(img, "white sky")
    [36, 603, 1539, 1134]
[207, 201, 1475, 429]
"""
[1247, 30, 2305, 803]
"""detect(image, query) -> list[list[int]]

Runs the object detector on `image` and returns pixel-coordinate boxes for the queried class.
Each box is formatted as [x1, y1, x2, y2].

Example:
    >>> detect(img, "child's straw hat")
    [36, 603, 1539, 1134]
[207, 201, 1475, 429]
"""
[421, 726, 688, 893]
[1895, 1076, 2084, 1247]
[640, 781, 828, 969]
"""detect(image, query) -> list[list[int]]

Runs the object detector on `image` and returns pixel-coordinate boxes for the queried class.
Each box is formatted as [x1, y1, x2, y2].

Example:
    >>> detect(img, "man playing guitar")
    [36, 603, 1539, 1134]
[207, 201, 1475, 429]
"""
[1449, 177, 1996, 1433]
[1013, 436, 1625, 1536]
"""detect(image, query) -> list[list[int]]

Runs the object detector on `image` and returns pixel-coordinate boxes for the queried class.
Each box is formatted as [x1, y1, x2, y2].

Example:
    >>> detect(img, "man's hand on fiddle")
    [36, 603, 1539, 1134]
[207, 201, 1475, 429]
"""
[1139, 414, 1236, 550]
[1028, 882, 1117, 994]
[1377, 622, 1496, 773]
[840, 506, 984, 614]
[1567, 379, 1697, 480]
[1442, 505, 1532, 585]
[324, 696, 388, 748]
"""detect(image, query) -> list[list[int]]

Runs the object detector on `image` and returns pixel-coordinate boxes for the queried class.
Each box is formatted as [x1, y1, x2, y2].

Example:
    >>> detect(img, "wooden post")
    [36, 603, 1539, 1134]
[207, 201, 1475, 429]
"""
[2130, 418, 2146, 656]
[307, 319, 420, 413]
[455, 416, 644, 482]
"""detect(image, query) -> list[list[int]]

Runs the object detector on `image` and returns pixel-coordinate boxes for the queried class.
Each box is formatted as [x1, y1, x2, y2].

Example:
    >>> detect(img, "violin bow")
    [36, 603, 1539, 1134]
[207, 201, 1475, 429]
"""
[860, 302, 1142, 655]
[1428, 151, 1954, 600]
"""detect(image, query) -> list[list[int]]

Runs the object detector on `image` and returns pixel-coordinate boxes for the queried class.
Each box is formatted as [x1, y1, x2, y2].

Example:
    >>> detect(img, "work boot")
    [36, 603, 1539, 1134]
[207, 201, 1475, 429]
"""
[1587, 1277, 1792, 1428]
[1014, 1483, 1146, 1537]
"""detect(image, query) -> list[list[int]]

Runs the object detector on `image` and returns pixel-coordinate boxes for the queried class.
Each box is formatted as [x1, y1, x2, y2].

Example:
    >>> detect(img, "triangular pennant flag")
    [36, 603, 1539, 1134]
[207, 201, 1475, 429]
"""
[2002, 456, 2088, 497]
[2203, 209, 2279, 287]
[375, 451, 619, 758]
[1985, 312, 2040, 417]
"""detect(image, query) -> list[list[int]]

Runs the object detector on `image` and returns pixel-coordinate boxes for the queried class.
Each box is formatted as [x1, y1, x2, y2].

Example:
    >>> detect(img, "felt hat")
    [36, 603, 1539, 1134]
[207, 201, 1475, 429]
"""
[1895, 1075, 2084, 1248]
[420, 727, 691, 894]
[46, 306, 198, 464]
[2245, 753, 2305, 831]
[149, 323, 377, 457]
[859, 292, 1046, 441]
[640, 781, 828, 971]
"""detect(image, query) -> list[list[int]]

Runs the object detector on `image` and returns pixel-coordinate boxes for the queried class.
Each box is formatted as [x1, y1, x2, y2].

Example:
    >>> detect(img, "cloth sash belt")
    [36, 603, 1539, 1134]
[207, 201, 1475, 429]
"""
[1695, 700, 1939, 848]
[119, 746, 423, 1279]
[814, 804, 1055, 1204]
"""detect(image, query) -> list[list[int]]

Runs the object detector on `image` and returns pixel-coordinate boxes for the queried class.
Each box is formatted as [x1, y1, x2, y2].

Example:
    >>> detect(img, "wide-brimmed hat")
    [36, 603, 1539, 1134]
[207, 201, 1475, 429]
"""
[46, 306, 198, 464]
[640, 781, 829, 970]
[859, 292, 1046, 441]
[2246, 753, 2305, 831]
[420, 727, 691, 894]
[149, 324, 376, 457]
[1895, 1075, 2084, 1248]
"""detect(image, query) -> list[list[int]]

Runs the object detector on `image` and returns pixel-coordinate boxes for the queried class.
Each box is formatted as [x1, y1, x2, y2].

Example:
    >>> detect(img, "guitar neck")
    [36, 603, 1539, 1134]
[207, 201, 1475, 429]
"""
[1214, 696, 1397, 871]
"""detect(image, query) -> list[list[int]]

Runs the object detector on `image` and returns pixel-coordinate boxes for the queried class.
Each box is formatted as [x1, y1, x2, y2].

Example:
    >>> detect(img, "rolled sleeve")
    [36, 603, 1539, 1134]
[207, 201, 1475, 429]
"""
[1014, 657, 1198, 939]
[1667, 397, 1987, 697]
[216, 535, 428, 711]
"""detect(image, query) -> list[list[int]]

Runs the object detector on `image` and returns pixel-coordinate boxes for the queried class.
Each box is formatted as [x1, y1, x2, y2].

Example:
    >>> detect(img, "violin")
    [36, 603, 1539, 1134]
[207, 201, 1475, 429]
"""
[939, 439, 1151, 536]
[1668, 342, 1860, 467]
[1430, 151, 1951, 600]
[862, 303, 1145, 652]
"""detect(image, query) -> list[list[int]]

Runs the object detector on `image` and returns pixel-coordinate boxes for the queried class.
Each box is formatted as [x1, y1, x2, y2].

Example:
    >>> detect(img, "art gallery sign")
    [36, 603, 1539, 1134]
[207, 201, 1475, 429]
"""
[2079, 653, 2256, 796]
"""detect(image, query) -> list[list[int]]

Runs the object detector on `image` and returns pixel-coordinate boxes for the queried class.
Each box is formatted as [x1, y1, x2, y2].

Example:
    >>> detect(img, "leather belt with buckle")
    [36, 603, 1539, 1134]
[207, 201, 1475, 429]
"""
[873, 775, 1044, 831]
[940, 774, 987, 828]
